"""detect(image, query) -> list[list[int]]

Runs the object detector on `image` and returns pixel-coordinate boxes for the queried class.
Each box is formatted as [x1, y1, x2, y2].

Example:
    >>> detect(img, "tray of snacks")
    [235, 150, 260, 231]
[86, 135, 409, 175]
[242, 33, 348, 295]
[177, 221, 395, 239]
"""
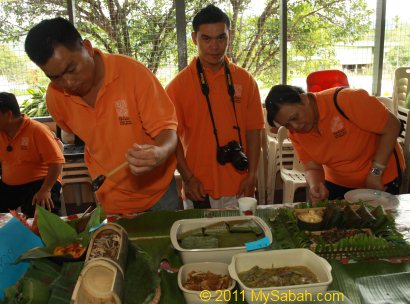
[170, 215, 272, 264]
[269, 202, 410, 260]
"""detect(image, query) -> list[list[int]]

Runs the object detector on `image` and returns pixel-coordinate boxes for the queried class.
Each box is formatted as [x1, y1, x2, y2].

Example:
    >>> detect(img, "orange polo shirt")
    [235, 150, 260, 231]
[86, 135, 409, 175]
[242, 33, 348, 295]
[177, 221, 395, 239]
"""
[166, 57, 264, 198]
[0, 115, 64, 185]
[46, 49, 177, 214]
[289, 88, 404, 188]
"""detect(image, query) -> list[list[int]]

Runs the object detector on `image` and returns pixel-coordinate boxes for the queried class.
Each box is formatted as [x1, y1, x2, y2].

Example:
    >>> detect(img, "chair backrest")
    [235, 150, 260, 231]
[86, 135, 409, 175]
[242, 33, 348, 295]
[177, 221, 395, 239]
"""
[393, 67, 410, 111]
[306, 70, 349, 92]
[277, 126, 304, 172]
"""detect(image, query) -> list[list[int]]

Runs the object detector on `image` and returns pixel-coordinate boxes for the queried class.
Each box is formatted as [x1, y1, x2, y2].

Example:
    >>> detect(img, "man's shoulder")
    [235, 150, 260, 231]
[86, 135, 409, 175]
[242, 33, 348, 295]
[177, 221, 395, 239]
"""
[105, 52, 149, 72]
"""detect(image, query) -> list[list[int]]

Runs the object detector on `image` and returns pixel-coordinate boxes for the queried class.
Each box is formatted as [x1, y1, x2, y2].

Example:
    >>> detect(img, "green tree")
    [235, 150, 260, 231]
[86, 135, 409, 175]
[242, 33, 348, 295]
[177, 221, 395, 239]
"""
[385, 19, 410, 69]
[0, 0, 371, 89]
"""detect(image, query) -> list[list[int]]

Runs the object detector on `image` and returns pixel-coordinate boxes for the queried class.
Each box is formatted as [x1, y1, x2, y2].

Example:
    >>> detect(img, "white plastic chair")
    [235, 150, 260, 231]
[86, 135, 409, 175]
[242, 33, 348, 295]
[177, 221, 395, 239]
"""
[391, 67, 410, 193]
[392, 67, 410, 114]
[277, 126, 307, 203]
[60, 162, 94, 216]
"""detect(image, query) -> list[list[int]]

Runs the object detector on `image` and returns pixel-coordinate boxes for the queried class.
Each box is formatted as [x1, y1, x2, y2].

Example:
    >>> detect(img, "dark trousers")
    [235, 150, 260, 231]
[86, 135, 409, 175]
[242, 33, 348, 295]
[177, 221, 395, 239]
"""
[0, 179, 62, 217]
[325, 178, 401, 200]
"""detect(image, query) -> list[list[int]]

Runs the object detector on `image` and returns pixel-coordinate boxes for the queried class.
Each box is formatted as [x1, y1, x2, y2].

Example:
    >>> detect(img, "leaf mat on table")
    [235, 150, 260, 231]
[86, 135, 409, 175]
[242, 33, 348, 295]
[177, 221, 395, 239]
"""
[329, 260, 410, 304]
[158, 270, 185, 304]
[123, 243, 160, 304]
[356, 272, 410, 304]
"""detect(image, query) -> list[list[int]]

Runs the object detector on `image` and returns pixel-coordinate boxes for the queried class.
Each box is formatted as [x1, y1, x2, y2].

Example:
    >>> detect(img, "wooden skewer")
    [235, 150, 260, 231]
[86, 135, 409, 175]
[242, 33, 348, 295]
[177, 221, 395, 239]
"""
[105, 161, 128, 179]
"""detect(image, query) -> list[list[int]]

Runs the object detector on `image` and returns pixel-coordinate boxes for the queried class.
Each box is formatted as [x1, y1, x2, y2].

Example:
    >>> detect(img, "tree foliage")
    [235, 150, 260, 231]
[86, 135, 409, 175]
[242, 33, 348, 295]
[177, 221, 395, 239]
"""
[0, 0, 372, 88]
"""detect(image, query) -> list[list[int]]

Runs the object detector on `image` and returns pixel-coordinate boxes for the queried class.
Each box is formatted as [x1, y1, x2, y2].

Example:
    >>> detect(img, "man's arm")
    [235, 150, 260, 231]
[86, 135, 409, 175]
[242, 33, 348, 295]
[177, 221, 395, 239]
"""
[126, 129, 177, 175]
[303, 161, 329, 203]
[366, 111, 401, 190]
[175, 138, 206, 201]
[237, 129, 261, 197]
[32, 163, 63, 210]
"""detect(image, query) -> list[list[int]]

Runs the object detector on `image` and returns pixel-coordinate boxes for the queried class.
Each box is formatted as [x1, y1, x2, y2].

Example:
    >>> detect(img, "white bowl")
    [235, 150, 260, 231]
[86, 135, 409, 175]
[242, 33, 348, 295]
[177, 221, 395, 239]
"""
[178, 262, 236, 304]
[228, 248, 333, 304]
[170, 215, 273, 264]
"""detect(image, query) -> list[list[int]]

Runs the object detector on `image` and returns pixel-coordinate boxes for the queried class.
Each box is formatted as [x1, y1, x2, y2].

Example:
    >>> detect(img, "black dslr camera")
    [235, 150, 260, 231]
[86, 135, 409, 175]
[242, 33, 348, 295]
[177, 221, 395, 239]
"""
[217, 140, 248, 171]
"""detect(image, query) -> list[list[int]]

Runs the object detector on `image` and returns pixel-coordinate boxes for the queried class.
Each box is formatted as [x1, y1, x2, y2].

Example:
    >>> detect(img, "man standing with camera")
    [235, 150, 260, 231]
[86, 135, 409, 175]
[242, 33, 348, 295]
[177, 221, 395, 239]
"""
[166, 5, 264, 209]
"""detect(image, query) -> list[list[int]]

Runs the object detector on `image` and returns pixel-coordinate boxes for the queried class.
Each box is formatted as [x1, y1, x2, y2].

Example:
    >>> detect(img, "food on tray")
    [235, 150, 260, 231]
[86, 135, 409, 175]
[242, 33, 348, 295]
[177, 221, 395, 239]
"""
[183, 270, 232, 291]
[88, 230, 121, 260]
[238, 265, 318, 288]
[297, 209, 323, 223]
[307, 228, 372, 244]
[53, 242, 86, 258]
[296, 209, 323, 231]
[355, 205, 376, 228]
[178, 219, 265, 249]
[343, 204, 362, 228]
[322, 204, 343, 229]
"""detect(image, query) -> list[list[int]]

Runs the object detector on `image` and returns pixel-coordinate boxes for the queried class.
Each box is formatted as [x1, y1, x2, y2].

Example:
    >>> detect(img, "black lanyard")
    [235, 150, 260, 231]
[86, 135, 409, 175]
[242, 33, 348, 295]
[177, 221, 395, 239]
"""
[196, 58, 243, 148]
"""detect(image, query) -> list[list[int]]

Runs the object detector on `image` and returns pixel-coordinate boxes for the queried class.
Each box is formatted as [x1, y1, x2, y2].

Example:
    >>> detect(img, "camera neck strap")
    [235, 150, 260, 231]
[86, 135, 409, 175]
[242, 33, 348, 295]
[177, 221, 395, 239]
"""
[196, 58, 243, 148]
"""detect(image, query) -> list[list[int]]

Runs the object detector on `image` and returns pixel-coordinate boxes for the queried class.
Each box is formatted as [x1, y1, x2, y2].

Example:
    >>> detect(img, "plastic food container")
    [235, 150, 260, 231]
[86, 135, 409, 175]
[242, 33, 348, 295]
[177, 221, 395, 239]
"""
[228, 248, 333, 304]
[178, 262, 236, 304]
[170, 215, 273, 264]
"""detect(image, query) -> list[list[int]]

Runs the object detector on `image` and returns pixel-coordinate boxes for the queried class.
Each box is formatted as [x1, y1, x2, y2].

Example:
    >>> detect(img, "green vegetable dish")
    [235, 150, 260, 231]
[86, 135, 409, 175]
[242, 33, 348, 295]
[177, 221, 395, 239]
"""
[238, 265, 318, 288]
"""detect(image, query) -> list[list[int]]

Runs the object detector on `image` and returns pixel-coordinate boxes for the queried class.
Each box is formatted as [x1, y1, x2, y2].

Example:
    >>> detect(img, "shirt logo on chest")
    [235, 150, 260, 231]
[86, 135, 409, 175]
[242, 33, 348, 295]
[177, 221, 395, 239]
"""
[331, 116, 347, 138]
[20, 137, 29, 150]
[115, 100, 132, 125]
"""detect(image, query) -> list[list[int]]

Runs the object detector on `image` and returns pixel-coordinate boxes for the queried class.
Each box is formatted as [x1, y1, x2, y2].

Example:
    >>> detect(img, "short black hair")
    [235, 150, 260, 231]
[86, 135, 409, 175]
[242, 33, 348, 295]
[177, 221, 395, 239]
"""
[192, 4, 230, 32]
[265, 85, 305, 126]
[0, 92, 21, 117]
[25, 17, 83, 65]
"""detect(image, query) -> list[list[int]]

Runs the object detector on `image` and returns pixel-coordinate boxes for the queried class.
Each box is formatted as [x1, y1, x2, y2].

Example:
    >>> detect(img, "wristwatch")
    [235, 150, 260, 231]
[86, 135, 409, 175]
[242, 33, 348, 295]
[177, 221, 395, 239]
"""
[370, 167, 384, 177]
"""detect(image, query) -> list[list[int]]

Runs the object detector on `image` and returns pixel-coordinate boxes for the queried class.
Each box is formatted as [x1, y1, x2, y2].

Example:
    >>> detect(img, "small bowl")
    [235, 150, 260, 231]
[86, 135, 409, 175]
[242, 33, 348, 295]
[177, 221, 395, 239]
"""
[178, 262, 236, 304]
[295, 209, 324, 231]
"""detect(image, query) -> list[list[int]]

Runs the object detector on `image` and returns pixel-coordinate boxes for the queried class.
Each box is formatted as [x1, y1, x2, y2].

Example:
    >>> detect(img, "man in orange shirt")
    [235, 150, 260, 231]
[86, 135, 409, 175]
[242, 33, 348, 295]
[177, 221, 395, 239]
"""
[24, 18, 178, 214]
[265, 85, 404, 202]
[0, 92, 64, 217]
[166, 5, 264, 209]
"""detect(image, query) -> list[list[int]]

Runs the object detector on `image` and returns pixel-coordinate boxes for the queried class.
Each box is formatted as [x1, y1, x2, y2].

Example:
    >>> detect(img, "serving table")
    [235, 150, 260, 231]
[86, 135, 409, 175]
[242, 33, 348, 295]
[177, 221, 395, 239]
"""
[1, 195, 409, 304]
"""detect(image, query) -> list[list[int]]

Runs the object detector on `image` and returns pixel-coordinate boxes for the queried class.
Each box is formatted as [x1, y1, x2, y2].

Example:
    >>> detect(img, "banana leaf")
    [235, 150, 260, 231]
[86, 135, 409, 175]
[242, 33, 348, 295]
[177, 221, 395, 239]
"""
[16, 206, 104, 262]
[330, 260, 410, 304]
[123, 243, 160, 304]
[158, 270, 185, 304]
[356, 272, 410, 304]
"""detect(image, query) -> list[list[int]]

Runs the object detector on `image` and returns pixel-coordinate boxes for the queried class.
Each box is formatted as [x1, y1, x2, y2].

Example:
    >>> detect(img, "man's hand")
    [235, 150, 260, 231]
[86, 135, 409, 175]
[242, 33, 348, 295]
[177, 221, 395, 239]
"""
[126, 143, 168, 175]
[32, 189, 54, 211]
[237, 174, 257, 197]
[309, 183, 329, 204]
[184, 175, 206, 201]
[365, 173, 385, 191]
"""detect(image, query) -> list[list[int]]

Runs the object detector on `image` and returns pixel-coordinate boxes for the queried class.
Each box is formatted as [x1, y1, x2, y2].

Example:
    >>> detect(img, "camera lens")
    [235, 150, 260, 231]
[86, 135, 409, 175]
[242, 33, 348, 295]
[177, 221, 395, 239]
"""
[227, 141, 248, 171]
[232, 151, 248, 171]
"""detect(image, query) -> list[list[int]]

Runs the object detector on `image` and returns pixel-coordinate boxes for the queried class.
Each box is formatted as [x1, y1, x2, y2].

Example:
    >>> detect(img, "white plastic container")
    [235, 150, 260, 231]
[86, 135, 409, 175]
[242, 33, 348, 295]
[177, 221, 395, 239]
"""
[228, 248, 333, 304]
[170, 215, 273, 264]
[178, 262, 236, 304]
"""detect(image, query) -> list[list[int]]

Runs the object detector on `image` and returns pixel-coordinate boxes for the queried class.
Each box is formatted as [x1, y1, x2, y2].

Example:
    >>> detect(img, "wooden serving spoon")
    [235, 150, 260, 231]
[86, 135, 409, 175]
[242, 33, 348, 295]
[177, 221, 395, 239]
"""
[91, 161, 128, 192]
